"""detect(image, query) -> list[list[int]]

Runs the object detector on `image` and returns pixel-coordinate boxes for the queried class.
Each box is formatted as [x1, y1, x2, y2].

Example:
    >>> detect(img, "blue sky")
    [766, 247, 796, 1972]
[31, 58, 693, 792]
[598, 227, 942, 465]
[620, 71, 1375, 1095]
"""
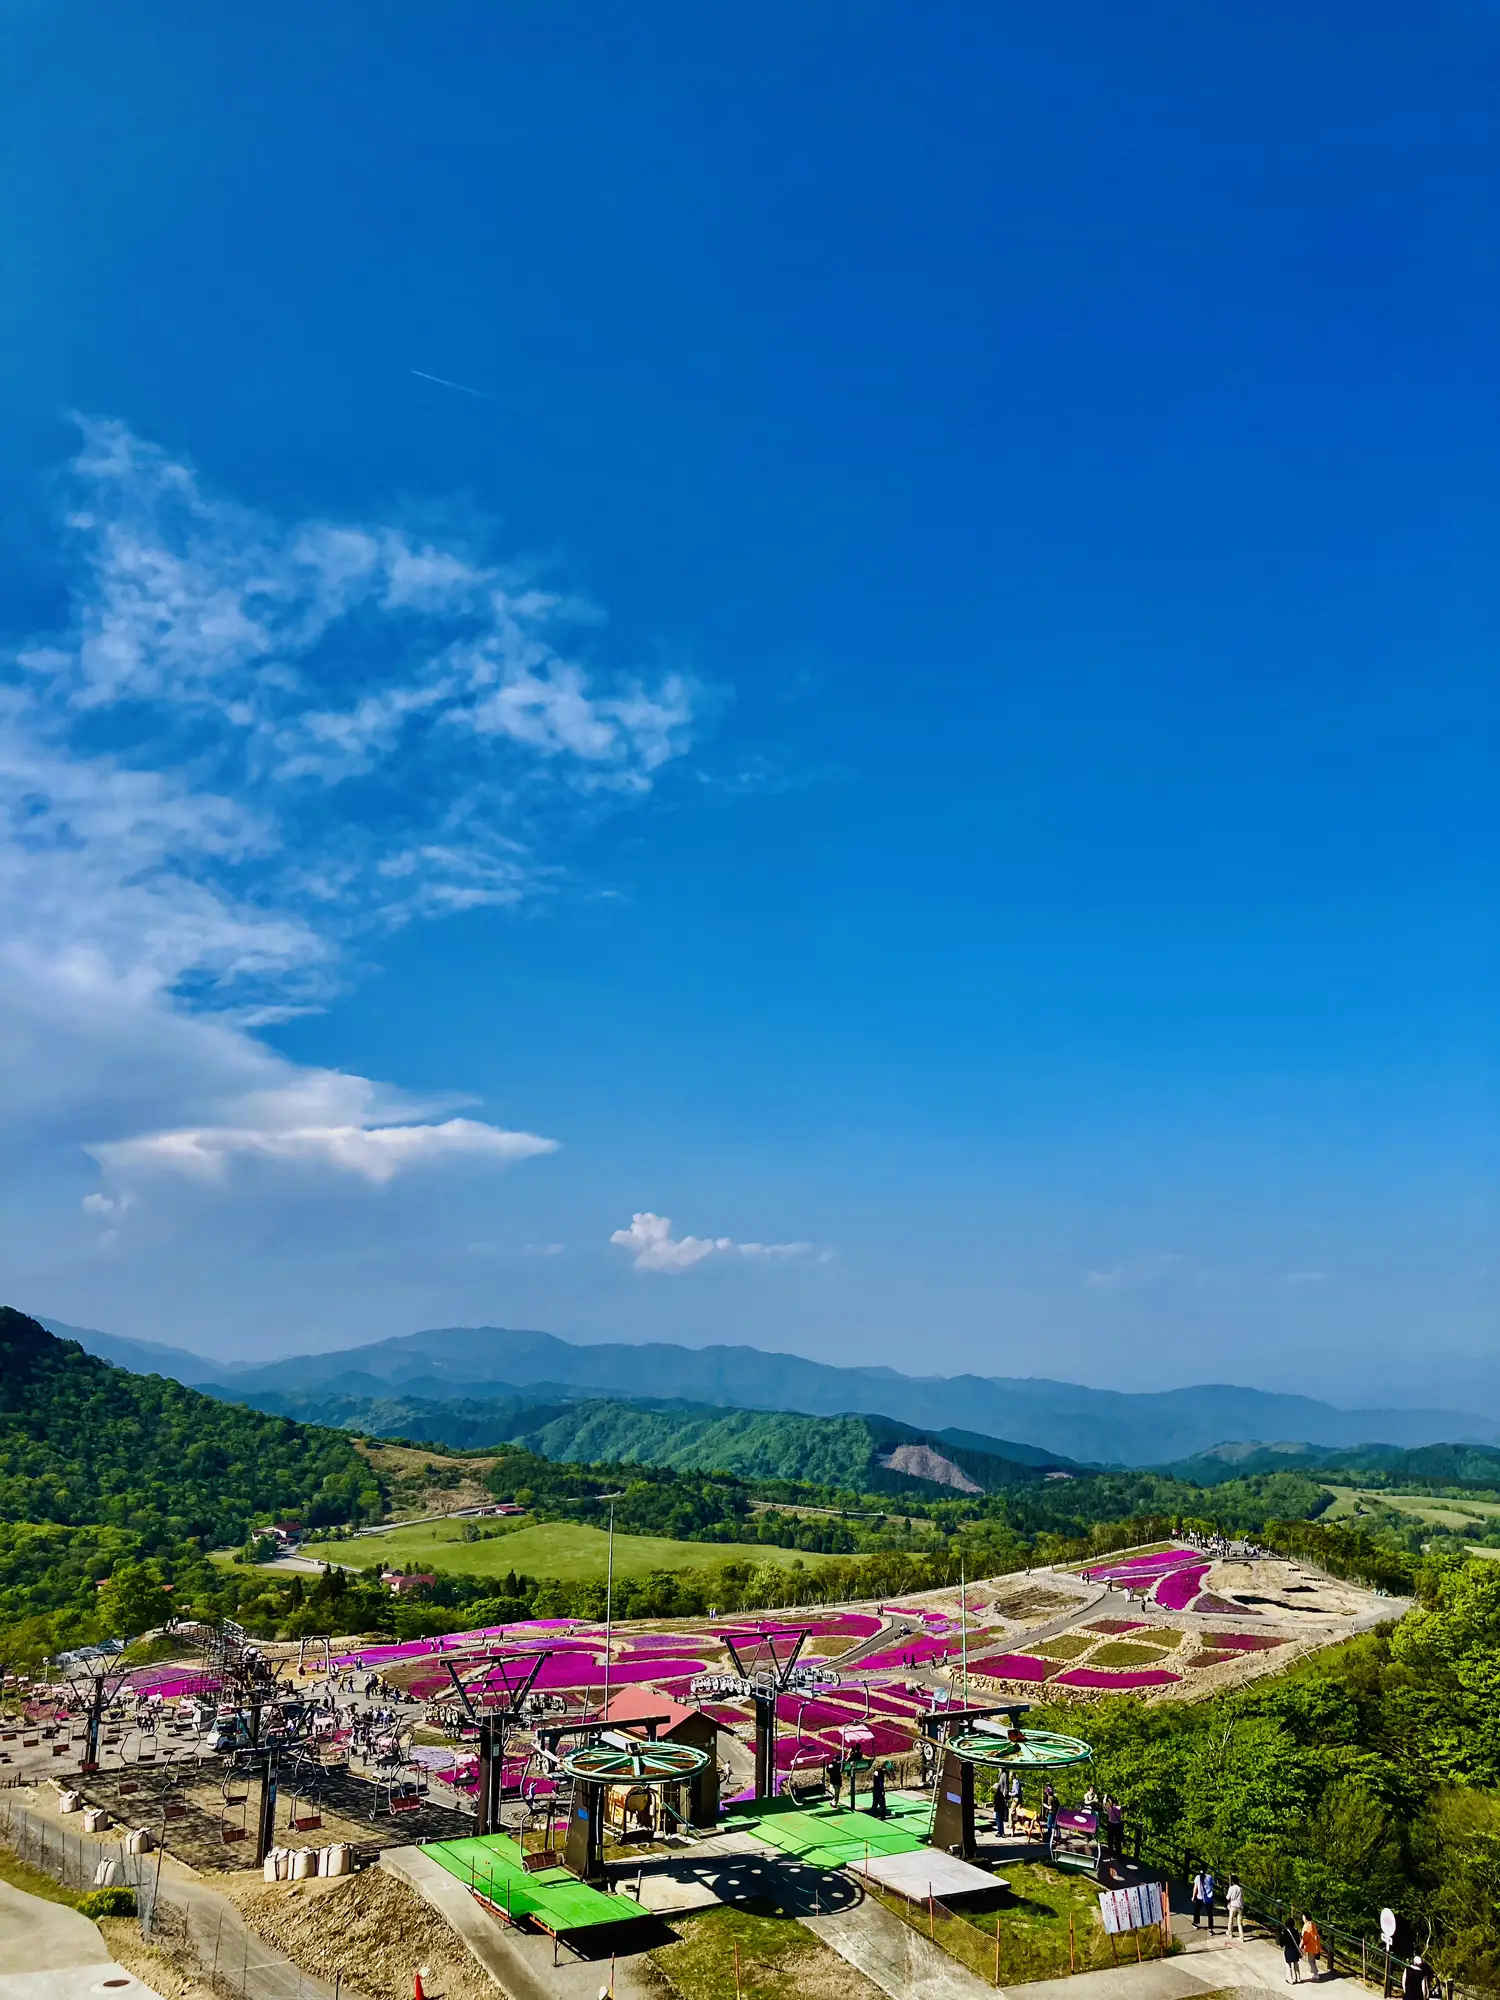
[1, 1, 1494, 1402]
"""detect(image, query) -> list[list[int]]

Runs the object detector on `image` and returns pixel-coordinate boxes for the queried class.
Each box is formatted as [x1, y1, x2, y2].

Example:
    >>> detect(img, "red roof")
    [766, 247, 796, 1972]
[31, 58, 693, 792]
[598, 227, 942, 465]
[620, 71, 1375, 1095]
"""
[601, 1685, 708, 1733]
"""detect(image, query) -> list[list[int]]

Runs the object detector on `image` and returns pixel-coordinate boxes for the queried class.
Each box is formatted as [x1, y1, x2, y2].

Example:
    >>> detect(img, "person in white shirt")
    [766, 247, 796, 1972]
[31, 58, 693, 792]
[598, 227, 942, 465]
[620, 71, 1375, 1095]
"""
[1225, 1876, 1245, 1942]
[1191, 1869, 1216, 1933]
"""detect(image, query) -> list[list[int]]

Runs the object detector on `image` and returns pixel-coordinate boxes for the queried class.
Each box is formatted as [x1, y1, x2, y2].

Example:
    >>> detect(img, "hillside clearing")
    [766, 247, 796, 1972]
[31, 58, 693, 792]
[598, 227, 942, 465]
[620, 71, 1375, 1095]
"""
[1321, 1486, 1500, 1530]
[325, 1517, 841, 1581]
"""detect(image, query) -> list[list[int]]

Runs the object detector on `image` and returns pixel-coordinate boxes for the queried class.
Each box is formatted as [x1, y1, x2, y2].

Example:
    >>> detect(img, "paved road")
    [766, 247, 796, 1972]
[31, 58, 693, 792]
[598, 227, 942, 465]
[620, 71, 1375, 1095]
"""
[0, 1881, 111, 1975]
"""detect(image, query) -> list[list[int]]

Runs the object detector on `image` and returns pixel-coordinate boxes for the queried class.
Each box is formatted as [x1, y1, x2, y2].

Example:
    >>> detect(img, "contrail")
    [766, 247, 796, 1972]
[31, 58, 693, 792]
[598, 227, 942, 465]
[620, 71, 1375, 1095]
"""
[409, 368, 495, 401]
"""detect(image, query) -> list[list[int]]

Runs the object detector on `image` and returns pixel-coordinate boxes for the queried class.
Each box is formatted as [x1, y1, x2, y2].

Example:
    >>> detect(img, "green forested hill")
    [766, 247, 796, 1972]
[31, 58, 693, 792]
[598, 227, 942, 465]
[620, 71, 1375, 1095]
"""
[0, 1307, 381, 1547]
[225, 1383, 1072, 1492]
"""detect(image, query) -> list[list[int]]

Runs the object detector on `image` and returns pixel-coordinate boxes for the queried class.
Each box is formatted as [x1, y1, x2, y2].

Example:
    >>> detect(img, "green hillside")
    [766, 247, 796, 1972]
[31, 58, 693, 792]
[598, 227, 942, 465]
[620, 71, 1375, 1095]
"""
[0, 1308, 387, 1654]
[0, 1308, 380, 1545]
[326, 1515, 840, 1583]
[1169, 1439, 1500, 1490]
[221, 1382, 1073, 1494]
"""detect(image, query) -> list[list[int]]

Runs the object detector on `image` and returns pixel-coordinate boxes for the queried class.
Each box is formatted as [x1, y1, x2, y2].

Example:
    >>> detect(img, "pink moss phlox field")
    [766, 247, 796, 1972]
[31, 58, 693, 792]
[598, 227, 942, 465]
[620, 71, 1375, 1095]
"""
[1086, 1620, 1147, 1635]
[1153, 1566, 1210, 1611]
[1083, 1548, 1198, 1582]
[1204, 1631, 1285, 1651]
[776, 1693, 855, 1729]
[1052, 1667, 1180, 1689]
[776, 1733, 838, 1768]
[1193, 1593, 1257, 1616]
[967, 1652, 1055, 1683]
[858, 1635, 961, 1670]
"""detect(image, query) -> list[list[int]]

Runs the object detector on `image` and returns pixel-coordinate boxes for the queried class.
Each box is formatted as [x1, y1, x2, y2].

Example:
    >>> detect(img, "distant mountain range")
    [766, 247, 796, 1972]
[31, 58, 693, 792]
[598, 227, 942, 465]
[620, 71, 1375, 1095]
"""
[40, 1317, 1500, 1467]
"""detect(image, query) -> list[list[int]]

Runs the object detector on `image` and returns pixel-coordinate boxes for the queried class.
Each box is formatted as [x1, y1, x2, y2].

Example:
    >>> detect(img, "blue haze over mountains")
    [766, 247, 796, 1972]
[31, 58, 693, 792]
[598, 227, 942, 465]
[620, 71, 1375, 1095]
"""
[42, 1320, 1500, 1469]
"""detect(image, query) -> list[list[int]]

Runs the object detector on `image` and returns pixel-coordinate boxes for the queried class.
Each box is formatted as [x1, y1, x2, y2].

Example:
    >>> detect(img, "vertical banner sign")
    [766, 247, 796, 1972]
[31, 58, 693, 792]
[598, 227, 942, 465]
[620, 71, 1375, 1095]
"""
[1099, 1884, 1163, 1934]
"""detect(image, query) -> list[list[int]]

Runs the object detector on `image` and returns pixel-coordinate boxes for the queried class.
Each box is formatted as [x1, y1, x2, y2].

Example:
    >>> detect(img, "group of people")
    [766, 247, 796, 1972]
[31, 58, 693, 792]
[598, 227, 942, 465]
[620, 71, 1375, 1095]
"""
[1190, 1868, 1246, 1941]
[826, 1753, 890, 1817]
[1183, 1532, 1269, 1562]
[1192, 1869, 1340, 1984]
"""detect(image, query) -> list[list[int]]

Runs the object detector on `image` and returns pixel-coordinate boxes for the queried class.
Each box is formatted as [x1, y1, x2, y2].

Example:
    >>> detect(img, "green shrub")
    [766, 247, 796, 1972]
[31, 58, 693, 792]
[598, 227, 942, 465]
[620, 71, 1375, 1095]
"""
[77, 1886, 137, 1918]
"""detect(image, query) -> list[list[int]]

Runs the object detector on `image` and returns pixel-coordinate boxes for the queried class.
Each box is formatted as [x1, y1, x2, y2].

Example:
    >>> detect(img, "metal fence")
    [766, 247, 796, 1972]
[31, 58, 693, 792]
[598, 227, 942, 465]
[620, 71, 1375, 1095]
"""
[0, 1796, 347, 2000]
[1131, 1828, 1487, 2000]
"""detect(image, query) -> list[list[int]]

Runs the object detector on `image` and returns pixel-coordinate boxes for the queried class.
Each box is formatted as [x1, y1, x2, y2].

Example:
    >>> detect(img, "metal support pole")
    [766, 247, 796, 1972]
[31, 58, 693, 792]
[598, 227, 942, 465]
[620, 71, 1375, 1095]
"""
[255, 1754, 278, 1867]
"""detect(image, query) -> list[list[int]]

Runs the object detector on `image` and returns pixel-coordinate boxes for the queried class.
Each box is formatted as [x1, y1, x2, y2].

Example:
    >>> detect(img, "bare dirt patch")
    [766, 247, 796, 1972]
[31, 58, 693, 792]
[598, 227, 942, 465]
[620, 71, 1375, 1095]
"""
[353, 1439, 501, 1520]
[983, 1584, 1079, 1620]
[225, 1866, 494, 2000]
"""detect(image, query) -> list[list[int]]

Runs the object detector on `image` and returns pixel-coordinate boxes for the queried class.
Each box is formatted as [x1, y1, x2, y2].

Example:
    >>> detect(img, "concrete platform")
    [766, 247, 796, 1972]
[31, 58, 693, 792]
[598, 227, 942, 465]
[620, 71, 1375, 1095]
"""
[0, 1976, 165, 2000]
[850, 1848, 1006, 1902]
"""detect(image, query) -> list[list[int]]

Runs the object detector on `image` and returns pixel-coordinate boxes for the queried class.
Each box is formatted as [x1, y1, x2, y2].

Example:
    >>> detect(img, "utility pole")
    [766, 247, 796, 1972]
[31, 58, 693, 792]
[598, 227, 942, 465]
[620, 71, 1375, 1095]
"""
[602, 1501, 615, 1719]
[959, 1560, 969, 1705]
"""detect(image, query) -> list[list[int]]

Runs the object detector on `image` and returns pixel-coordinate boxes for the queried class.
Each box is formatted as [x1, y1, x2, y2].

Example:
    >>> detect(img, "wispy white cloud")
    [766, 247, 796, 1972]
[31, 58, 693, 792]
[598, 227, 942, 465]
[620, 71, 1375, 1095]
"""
[1084, 1253, 1184, 1292]
[610, 1211, 814, 1275]
[1, 420, 695, 1214]
[93, 1116, 555, 1187]
[1284, 1269, 1331, 1288]
[409, 368, 496, 401]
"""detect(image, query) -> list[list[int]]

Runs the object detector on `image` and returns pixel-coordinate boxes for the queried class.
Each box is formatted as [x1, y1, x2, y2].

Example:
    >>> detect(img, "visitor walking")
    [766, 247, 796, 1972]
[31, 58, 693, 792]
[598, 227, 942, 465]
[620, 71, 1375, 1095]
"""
[993, 1783, 1008, 1834]
[1225, 1876, 1245, 1942]
[1106, 1795, 1123, 1856]
[829, 1754, 844, 1808]
[1009, 1771, 1022, 1823]
[1282, 1920, 1304, 1983]
[1191, 1868, 1216, 1934]
[1300, 1917, 1323, 1981]
[871, 1764, 888, 1819]
[1403, 1956, 1432, 2000]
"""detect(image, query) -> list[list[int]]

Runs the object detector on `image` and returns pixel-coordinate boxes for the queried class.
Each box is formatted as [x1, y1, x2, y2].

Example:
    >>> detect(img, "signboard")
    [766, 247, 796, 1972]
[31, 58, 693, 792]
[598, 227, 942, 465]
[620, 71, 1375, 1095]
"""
[1098, 1882, 1164, 1935]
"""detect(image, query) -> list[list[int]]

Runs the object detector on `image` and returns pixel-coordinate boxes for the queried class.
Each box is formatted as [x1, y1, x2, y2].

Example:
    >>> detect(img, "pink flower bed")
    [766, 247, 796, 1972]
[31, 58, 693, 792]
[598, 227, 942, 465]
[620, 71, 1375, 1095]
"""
[127, 1670, 220, 1699]
[1193, 1593, 1256, 1616]
[1052, 1667, 1180, 1690]
[1204, 1632, 1285, 1652]
[857, 1635, 960, 1670]
[776, 1733, 838, 1768]
[1083, 1547, 1198, 1582]
[859, 1720, 915, 1754]
[777, 1694, 856, 1728]
[612, 1646, 713, 1665]
[1153, 1566, 1210, 1611]
[968, 1653, 1055, 1683]
[330, 1617, 592, 1669]
[1086, 1620, 1146, 1635]
[864, 1687, 924, 1710]
[470, 1653, 712, 1692]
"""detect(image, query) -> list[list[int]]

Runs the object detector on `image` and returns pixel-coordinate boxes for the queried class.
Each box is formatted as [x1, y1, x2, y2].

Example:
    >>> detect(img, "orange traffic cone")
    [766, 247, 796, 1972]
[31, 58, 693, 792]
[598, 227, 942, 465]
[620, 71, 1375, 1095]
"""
[414, 1974, 425, 2000]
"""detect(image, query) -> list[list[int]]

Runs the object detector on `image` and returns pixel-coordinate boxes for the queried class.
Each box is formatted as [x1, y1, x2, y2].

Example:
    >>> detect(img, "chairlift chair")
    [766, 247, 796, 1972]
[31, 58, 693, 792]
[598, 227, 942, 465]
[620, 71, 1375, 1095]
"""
[220, 1768, 250, 1846]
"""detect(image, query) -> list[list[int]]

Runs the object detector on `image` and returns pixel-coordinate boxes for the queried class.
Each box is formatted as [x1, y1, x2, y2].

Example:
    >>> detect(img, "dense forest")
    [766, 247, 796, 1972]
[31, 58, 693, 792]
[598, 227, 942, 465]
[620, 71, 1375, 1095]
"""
[0, 1309, 382, 1546]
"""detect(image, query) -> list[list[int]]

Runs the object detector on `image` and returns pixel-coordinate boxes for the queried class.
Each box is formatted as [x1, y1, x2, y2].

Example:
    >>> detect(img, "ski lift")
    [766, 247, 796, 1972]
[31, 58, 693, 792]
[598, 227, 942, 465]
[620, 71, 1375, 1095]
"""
[380, 1772, 425, 1818]
[220, 1764, 250, 1845]
[286, 1749, 324, 1834]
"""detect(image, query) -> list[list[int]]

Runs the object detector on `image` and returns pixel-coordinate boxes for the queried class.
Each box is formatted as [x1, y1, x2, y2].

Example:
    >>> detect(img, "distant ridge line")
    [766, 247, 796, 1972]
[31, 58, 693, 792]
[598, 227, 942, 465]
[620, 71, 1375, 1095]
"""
[37, 1315, 1500, 1467]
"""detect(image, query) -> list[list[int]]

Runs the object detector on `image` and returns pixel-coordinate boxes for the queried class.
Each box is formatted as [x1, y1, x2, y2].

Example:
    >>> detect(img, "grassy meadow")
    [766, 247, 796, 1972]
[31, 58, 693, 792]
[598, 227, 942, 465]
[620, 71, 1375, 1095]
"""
[323, 1516, 841, 1583]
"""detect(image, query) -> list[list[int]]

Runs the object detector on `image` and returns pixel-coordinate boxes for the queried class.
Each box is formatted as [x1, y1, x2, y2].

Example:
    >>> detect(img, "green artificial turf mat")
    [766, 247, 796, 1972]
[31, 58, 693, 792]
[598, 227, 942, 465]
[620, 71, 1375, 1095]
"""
[423, 1835, 650, 1931]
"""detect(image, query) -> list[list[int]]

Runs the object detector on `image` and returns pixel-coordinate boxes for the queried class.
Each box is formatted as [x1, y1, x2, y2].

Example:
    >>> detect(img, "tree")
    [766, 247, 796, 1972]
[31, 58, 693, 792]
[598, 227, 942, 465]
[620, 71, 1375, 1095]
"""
[96, 1564, 173, 1643]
